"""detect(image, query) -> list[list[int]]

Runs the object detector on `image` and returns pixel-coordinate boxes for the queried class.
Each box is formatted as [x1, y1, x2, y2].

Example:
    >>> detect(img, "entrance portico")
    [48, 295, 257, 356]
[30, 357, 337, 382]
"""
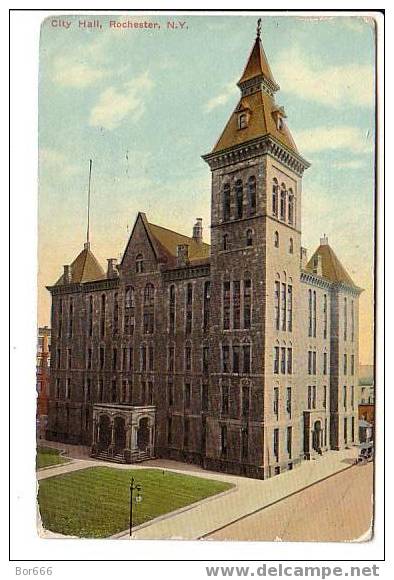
[91, 404, 156, 463]
[303, 410, 328, 459]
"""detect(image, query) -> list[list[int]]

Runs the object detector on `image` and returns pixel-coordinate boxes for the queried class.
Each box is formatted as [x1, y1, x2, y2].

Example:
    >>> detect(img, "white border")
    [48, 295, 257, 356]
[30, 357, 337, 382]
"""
[7, 2, 386, 569]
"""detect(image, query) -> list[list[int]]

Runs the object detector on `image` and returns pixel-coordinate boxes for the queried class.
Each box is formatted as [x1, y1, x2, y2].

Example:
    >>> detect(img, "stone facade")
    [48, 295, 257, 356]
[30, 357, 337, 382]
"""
[45, 29, 362, 479]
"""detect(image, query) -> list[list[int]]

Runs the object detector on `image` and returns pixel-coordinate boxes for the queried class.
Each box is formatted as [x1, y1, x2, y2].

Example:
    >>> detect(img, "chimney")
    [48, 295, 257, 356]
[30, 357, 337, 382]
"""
[192, 218, 203, 243]
[320, 234, 329, 246]
[107, 258, 118, 278]
[300, 247, 308, 270]
[177, 244, 189, 266]
[63, 265, 72, 284]
[313, 254, 323, 277]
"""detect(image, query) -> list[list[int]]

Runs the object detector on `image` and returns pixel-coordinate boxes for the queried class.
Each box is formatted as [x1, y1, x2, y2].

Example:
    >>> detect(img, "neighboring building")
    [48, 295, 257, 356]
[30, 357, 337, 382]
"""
[358, 364, 374, 424]
[45, 27, 362, 478]
[37, 326, 51, 438]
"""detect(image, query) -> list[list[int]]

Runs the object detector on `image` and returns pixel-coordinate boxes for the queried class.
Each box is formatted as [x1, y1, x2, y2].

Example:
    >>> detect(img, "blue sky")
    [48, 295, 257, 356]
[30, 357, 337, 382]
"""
[38, 13, 375, 363]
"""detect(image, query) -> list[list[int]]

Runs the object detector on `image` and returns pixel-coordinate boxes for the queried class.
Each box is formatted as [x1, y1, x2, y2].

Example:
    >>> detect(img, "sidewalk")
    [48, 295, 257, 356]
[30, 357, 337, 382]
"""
[37, 441, 358, 540]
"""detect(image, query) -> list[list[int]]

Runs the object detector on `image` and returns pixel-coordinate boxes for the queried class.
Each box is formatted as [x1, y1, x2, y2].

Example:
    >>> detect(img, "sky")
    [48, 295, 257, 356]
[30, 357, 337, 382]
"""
[38, 13, 376, 364]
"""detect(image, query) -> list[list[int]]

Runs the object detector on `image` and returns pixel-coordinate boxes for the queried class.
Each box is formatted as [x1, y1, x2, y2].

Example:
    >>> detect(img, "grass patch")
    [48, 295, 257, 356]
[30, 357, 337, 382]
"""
[38, 466, 233, 538]
[36, 446, 70, 470]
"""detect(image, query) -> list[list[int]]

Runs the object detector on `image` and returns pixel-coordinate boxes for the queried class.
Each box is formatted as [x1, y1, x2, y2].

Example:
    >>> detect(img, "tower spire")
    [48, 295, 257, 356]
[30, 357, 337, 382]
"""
[256, 17, 262, 39]
[85, 159, 92, 250]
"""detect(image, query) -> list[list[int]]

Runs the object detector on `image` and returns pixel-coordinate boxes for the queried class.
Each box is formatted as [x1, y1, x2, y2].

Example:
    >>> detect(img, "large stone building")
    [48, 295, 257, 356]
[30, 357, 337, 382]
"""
[45, 27, 362, 478]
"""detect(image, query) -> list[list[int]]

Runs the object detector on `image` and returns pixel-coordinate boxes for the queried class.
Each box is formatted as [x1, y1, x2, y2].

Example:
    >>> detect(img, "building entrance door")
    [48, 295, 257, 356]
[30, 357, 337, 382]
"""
[312, 420, 322, 453]
[137, 417, 150, 451]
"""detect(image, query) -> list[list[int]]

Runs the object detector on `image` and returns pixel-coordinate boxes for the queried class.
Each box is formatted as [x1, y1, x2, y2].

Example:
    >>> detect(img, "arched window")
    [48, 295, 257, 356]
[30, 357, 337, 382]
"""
[246, 229, 253, 247]
[289, 237, 294, 254]
[248, 176, 257, 215]
[280, 184, 287, 221]
[242, 339, 252, 374]
[144, 283, 154, 306]
[272, 178, 278, 216]
[222, 233, 229, 251]
[274, 231, 279, 248]
[125, 286, 135, 308]
[235, 179, 243, 219]
[136, 254, 144, 273]
[288, 189, 294, 225]
[223, 183, 231, 221]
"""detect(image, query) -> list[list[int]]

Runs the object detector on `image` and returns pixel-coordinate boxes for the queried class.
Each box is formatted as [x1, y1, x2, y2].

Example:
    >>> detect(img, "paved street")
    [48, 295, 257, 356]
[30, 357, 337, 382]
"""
[206, 462, 373, 542]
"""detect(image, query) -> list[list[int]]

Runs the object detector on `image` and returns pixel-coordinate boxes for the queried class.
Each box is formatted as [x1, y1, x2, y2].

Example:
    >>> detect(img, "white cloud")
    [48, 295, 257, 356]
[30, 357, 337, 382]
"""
[52, 55, 106, 88]
[273, 47, 374, 108]
[204, 80, 238, 113]
[294, 126, 373, 155]
[89, 72, 153, 130]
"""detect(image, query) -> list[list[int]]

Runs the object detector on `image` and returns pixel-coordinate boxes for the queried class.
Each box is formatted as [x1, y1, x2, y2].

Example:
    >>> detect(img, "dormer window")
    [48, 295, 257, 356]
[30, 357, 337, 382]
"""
[238, 113, 248, 130]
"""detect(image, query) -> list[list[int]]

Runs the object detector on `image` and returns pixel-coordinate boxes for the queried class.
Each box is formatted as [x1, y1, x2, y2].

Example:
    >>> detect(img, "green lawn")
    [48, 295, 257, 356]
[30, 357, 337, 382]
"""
[38, 466, 233, 538]
[36, 446, 70, 470]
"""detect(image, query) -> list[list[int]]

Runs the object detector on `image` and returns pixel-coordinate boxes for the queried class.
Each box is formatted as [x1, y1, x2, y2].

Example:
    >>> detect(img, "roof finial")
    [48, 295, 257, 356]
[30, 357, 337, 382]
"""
[256, 18, 262, 39]
[85, 159, 92, 250]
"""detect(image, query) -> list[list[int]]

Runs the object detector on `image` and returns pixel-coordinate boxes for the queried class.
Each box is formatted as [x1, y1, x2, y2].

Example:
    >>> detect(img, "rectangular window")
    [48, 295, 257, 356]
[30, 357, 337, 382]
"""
[274, 347, 279, 374]
[148, 381, 154, 405]
[323, 385, 327, 409]
[185, 345, 192, 372]
[57, 348, 61, 370]
[141, 379, 146, 404]
[281, 283, 286, 331]
[233, 281, 241, 329]
[312, 385, 316, 409]
[241, 428, 249, 460]
[274, 281, 280, 331]
[167, 416, 172, 445]
[141, 345, 147, 372]
[55, 378, 60, 398]
[313, 291, 317, 337]
[286, 387, 292, 417]
[344, 417, 348, 445]
[222, 344, 230, 373]
[221, 383, 229, 415]
[122, 347, 127, 371]
[287, 348, 293, 374]
[68, 298, 73, 338]
[168, 379, 174, 407]
[122, 380, 127, 403]
[287, 285, 293, 332]
[344, 297, 348, 341]
[243, 279, 252, 329]
[281, 347, 286, 374]
[243, 344, 251, 374]
[184, 382, 191, 409]
[308, 290, 312, 337]
[112, 348, 117, 371]
[351, 385, 354, 410]
[203, 346, 209, 375]
[323, 352, 328, 375]
[351, 416, 355, 442]
[111, 379, 117, 403]
[85, 378, 91, 402]
[308, 351, 312, 375]
[273, 387, 279, 418]
[149, 344, 154, 372]
[351, 300, 355, 342]
[66, 378, 71, 399]
[98, 378, 104, 402]
[242, 385, 250, 418]
[344, 354, 347, 375]
[273, 428, 279, 462]
[223, 281, 231, 330]
[203, 281, 211, 332]
[232, 344, 240, 374]
[99, 346, 105, 370]
[287, 426, 292, 459]
[351, 354, 355, 375]
[323, 294, 328, 339]
[307, 386, 312, 410]
[324, 418, 328, 447]
[312, 351, 317, 375]
[168, 344, 175, 372]
[343, 385, 347, 410]
[202, 383, 208, 412]
[67, 348, 72, 370]
[128, 347, 133, 372]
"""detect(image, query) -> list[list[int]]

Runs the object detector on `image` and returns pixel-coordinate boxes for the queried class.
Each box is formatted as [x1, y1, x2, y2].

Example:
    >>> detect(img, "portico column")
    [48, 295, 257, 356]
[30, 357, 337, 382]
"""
[110, 418, 115, 446]
[125, 423, 132, 449]
[132, 424, 138, 450]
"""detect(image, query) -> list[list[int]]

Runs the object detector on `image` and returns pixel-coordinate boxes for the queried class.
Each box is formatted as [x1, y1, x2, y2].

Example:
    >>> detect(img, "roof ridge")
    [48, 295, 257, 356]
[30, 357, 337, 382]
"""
[149, 221, 210, 247]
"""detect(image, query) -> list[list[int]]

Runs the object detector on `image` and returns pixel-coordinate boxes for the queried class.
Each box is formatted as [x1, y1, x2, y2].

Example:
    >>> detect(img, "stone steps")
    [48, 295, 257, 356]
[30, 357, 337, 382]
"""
[94, 450, 153, 464]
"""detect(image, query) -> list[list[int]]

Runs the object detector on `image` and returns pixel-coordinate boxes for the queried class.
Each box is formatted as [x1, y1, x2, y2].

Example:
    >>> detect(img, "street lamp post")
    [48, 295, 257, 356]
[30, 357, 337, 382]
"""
[129, 476, 143, 538]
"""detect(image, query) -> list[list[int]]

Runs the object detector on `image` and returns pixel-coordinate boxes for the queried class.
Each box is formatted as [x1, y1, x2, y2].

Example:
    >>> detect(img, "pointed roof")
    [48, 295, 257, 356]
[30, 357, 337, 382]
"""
[148, 222, 210, 262]
[55, 244, 105, 285]
[212, 89, 298, 154]
[306, 242, 357, 288]
[238, 36, 278, 88]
